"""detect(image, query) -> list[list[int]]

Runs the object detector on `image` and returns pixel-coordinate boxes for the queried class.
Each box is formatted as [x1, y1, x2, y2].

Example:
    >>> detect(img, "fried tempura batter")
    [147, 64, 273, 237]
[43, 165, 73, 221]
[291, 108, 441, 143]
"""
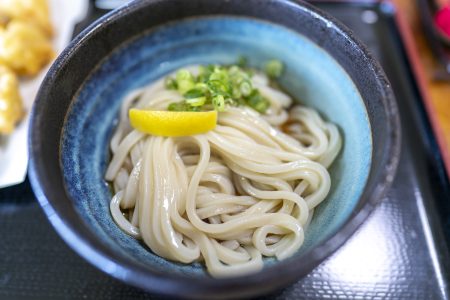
[0, 20, 54, 76]
[0, 0, 53, 135]
[0, 0, 53, 36]
[0, 65, 23, 134]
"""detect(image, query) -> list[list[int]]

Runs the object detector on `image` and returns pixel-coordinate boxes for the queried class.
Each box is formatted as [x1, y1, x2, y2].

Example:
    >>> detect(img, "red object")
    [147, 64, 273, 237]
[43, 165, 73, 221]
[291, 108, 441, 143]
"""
[395, 1, 450, 178]
[434, 5, 450, 38]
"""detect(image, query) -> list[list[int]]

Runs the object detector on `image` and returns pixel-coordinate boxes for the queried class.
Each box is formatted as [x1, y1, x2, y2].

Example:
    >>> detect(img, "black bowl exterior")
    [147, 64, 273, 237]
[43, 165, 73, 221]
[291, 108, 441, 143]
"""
[28, 0, 401, 298]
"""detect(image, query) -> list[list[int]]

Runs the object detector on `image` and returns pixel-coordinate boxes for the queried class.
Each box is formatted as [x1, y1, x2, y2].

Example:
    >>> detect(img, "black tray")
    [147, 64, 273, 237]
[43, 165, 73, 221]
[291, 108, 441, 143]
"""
[2, 1, 450, 299]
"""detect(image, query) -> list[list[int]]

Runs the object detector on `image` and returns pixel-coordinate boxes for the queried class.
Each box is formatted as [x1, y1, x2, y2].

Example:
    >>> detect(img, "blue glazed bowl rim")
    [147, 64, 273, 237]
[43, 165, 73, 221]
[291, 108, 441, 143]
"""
[28, 0, 401, 298]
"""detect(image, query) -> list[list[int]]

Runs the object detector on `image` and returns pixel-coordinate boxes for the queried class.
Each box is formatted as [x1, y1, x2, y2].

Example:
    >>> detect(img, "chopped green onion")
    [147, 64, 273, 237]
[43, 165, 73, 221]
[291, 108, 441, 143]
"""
[197, 65, 214, 83]
[207, 80, 230, 96]
[228, 66, 241, 76]
[184, 89, 207, 107]
[246, 90, 270, 113]
[168, 101, 189, 111]
[232, 87, 242, 99]
[185, 97, 206, 106]
[184, 88, 205, 99]
[265, 60, 284, 78]
[178, 82, 195, 94]
[212, 94, 225, 112]
[209, 69, 229, 82]
[168, 101, 200, 112]
[194, 82, 209, 92]
[239, 80, 252, 97]
[176, 69, 193, 81]
[167, 59, 281, 113]
[176, 69, 195, 94]
[165, 77, 177, 90]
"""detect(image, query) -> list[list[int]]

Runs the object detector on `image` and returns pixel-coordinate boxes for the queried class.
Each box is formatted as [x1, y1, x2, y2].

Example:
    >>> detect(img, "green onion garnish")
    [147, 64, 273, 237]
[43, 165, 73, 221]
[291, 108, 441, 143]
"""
[265, 59, 284, 78]
[239, 80, 252, 97]
[168, 101, 200, 112]
[246, 90, 271, 114]
[212, 94, 225, 112]
[176, 69, 195, 94]
[184, 89, 207, 107]
[165, 77, 177, 90]
[167, 58, 282, 114]
[207, 80, 230, 96]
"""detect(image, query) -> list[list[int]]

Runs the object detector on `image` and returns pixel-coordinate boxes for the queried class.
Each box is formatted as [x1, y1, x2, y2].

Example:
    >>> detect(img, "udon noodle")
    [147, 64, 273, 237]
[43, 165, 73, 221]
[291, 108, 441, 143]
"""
[105, 66, 342, 277]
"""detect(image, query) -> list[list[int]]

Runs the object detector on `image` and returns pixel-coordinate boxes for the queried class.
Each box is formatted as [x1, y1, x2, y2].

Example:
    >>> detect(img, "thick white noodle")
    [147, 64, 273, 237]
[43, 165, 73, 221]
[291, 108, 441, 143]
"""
[105, 67, 342, 277]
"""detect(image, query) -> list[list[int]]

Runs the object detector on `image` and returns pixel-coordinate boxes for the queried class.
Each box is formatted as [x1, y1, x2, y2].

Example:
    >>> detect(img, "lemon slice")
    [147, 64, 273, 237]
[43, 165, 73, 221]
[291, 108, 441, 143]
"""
[129, 109, 217, 137]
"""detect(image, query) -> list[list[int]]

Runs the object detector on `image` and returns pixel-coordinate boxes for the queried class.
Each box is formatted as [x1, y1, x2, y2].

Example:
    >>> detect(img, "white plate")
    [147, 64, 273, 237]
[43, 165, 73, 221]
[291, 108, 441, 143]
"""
[0, 0, 89, 188]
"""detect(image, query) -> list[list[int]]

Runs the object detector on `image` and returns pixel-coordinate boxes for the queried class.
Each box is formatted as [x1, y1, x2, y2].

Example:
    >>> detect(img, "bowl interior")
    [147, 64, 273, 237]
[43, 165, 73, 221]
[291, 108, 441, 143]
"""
[60, 16, 372, 277]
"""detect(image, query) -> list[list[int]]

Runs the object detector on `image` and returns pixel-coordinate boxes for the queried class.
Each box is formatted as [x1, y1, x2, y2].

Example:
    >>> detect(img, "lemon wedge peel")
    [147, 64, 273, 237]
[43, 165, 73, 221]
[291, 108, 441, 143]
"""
[129, 109, 218, 137]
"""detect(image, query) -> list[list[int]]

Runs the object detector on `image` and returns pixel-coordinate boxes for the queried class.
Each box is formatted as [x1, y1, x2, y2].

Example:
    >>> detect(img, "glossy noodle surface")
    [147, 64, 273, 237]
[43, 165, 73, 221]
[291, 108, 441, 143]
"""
[105, 69, 341, 277]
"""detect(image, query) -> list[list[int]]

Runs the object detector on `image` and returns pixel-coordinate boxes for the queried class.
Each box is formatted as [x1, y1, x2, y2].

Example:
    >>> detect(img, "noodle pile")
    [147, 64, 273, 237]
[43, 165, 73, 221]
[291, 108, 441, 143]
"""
[105, 67, 341, 277]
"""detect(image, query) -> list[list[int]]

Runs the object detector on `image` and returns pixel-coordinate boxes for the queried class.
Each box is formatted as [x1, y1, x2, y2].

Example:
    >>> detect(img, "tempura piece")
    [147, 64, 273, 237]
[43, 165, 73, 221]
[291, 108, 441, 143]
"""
[0, 20, 54, 76]
[0, 65, 23, 134]
[0, 0, 53, 36]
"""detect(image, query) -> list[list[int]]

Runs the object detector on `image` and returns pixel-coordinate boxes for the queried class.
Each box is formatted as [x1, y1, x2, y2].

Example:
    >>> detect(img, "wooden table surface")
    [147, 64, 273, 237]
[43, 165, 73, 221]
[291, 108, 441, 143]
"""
[393, 0, 450, 176]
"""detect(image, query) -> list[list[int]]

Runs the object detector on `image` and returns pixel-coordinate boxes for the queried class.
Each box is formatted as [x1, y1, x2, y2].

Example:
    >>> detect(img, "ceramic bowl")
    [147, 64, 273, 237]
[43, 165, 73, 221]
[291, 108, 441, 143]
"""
[28, 0, 401, 298]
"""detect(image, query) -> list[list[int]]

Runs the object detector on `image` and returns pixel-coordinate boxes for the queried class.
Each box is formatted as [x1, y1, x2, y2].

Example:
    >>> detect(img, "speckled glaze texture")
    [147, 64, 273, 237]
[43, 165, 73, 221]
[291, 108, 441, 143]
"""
[28, 0, 400, 299]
